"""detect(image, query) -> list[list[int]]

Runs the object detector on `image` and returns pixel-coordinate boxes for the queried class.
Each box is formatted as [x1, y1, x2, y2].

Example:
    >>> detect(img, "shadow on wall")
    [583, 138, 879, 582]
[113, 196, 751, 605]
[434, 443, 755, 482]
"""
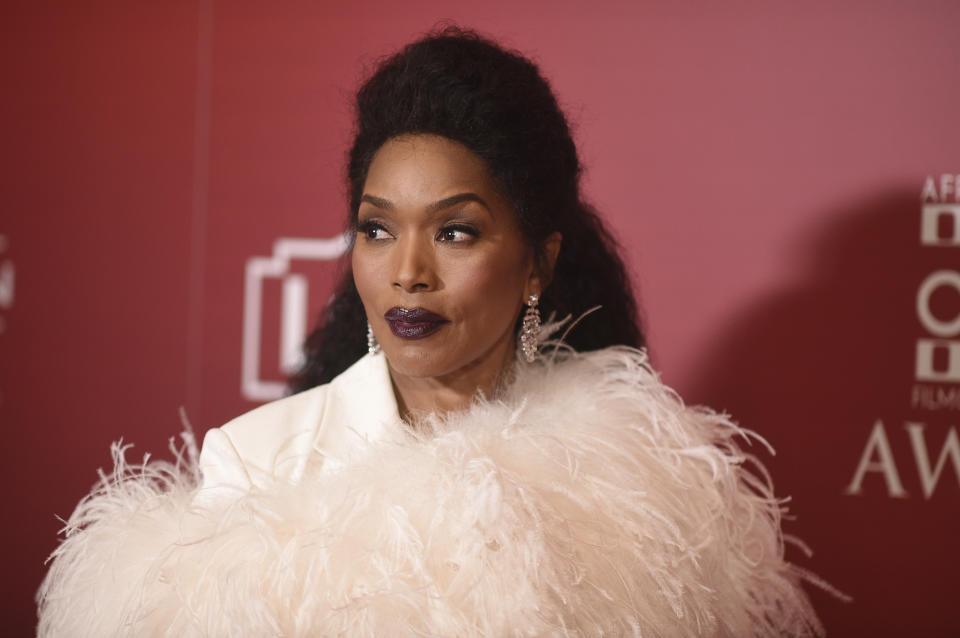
[684, 189, 959, 637]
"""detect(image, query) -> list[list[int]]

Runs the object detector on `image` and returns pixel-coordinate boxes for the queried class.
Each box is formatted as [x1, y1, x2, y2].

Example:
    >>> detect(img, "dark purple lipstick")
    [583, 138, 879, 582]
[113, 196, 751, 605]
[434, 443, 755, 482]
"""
[384, 307, 449, 340]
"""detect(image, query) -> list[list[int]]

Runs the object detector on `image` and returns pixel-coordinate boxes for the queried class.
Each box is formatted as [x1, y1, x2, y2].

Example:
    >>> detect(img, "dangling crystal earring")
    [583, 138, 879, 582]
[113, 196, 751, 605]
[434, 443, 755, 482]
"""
[367, 321, 381, 354]
[520, 294, 541, 363]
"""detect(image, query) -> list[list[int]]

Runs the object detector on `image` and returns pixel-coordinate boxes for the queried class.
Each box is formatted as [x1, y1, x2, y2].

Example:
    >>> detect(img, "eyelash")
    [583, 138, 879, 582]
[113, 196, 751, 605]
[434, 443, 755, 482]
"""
[437, 224, 479, 242]
[356, 221, 479, 243]
[357, 221, 389, 240]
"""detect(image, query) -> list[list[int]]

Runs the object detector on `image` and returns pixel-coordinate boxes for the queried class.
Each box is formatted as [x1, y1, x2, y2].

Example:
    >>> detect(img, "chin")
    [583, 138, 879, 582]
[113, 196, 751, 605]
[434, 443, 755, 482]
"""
[382, 344, 455, 379]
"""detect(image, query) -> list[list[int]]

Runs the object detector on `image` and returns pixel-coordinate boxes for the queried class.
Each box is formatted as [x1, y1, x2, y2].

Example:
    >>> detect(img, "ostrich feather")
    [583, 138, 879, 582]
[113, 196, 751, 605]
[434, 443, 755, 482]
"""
[37, 347, 825, 637]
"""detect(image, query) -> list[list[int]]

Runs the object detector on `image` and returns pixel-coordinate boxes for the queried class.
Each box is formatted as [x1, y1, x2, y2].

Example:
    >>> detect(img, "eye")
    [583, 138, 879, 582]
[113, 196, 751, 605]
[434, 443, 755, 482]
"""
[437, 224, 478, 243]
[358, 221, 392, 241]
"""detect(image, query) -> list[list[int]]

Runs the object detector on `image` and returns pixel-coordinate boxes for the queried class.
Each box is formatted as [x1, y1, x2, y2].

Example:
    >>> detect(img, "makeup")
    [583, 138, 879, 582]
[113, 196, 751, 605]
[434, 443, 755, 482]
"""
[384, 307, 450, 339]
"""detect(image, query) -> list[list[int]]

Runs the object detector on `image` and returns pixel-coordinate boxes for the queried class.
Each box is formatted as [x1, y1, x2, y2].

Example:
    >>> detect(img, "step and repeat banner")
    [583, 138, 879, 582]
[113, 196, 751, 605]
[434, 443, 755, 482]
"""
[3, 1, 957, 635]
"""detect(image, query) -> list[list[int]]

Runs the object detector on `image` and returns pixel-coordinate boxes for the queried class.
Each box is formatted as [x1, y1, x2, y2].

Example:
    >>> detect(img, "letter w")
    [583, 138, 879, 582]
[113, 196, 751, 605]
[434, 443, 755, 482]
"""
[906, 423, 960, 499]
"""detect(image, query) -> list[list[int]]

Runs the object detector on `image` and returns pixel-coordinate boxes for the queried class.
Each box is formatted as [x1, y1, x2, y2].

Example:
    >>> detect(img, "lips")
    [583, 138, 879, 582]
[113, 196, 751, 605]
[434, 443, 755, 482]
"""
[384, 307, 450, 340]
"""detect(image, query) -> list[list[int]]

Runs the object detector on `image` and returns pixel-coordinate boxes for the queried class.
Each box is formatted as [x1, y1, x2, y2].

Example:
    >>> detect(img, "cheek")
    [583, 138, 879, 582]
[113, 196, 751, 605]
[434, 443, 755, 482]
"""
[448, 248, 530, 320]
[351, 247, 380, 311]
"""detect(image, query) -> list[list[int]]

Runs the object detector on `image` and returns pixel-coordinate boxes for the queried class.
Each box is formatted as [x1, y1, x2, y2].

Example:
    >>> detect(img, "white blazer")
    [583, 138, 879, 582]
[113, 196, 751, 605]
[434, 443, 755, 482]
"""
[197, 352, 402, 502]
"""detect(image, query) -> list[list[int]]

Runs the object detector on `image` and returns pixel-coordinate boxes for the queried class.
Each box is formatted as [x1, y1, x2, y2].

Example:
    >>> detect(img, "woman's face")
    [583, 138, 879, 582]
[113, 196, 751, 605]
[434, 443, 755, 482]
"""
[353, 134, 537, 382]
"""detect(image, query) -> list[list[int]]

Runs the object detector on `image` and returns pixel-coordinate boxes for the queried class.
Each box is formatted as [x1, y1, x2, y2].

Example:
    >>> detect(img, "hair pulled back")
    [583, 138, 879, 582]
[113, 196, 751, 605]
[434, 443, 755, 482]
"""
[290, 26, 644, 392]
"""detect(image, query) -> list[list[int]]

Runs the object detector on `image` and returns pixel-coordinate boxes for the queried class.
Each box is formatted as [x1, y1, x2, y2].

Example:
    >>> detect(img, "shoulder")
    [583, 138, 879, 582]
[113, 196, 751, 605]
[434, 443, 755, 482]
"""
[197, 352, 400, 501]
[220, 383, 331, 464]
[196, 383, 329, 501]
[513, 345, 746, 450]
[517, 345, 659, 396]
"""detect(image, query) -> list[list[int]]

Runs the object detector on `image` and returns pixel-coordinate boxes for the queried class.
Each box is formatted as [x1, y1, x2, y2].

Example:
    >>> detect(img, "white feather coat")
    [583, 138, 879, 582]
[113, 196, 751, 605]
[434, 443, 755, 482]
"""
[37, 347, 824, 636]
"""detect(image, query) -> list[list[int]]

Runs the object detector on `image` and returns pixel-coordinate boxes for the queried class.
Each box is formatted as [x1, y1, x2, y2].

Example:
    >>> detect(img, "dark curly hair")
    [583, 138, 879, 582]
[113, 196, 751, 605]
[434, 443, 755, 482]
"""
[289, 26, 645, 392]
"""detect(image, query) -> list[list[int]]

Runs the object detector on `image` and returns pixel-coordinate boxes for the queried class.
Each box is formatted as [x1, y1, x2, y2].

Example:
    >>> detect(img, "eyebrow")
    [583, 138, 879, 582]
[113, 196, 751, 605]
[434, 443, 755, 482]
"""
[360, 192, 490, 214]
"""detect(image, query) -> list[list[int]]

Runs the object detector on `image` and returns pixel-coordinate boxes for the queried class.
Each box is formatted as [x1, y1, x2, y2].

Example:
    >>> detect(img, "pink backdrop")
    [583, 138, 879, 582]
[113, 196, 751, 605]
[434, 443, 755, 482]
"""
[3, 1, 959, 635]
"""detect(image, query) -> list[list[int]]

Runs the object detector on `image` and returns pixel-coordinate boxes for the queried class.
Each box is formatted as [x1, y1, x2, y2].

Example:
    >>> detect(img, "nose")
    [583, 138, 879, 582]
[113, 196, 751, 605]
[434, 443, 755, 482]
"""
[392, 235, 437, 292]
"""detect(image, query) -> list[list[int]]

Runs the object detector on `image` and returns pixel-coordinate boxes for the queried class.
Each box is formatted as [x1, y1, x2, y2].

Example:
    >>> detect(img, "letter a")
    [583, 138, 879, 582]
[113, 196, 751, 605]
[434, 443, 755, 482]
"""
[845, 420, 908, 498]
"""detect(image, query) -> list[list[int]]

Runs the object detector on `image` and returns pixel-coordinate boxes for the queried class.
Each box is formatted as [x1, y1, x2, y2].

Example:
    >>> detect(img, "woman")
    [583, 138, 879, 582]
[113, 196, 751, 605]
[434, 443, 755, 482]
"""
[38, 28, 824, 636]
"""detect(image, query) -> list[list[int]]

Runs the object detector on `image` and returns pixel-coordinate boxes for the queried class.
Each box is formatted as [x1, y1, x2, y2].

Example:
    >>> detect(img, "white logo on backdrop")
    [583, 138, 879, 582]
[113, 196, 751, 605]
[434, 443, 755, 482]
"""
[845, 175, 960, 499]
[920, 203, 960, 246]
[0, 234, 14, 335]
[242, 235, 350, 401]
[915, 199, 960, 387]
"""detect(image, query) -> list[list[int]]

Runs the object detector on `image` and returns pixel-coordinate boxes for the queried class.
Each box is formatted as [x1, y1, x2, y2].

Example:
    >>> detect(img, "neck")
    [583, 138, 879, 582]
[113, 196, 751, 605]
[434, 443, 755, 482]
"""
[388, 336, 517, 424]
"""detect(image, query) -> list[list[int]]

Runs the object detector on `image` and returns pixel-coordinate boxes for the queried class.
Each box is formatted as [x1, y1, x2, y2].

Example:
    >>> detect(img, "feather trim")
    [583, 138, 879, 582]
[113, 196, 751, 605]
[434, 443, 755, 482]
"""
[37, 347, 824, 637]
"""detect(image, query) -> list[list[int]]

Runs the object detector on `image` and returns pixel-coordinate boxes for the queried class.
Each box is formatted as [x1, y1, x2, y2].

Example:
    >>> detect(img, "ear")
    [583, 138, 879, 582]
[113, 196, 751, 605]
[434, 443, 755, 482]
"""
[525, 232, 563, 298]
